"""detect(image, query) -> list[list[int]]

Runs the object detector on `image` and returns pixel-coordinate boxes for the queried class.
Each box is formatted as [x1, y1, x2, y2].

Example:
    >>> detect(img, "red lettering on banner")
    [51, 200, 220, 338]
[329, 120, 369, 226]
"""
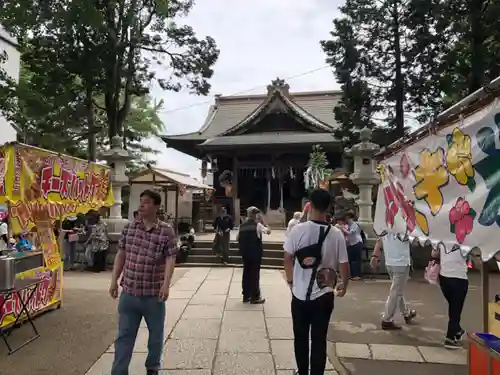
[39, 165, 102, 202]
[13, 148, 22, 196]
[0, 277, 52, 326]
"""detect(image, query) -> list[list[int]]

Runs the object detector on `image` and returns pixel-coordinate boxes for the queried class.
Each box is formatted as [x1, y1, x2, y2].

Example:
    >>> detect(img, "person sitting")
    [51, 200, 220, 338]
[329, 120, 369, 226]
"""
[176, 235, 191, 264]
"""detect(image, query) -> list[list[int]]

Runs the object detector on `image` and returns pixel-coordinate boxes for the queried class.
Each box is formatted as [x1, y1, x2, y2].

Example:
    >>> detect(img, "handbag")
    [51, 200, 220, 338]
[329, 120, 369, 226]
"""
[424, 260, 440, 285]
[68, 232, 79, 243]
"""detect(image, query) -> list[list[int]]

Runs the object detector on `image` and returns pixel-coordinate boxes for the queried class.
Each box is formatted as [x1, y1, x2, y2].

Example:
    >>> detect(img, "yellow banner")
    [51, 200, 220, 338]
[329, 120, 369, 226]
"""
[1, 143, 114, 234]
[0, 264, 63, 328]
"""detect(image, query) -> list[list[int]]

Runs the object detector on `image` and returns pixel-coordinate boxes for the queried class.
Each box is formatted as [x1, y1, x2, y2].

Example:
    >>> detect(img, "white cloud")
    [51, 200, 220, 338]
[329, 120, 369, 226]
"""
[147, 0, 343, 178]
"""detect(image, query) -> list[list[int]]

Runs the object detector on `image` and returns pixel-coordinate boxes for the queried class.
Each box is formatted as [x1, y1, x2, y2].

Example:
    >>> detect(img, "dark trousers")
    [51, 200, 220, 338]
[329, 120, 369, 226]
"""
[92, 250, 108, 272]
[292, 292, 334, 375]
[212, 232, 230, 262]
[439, 275, 468, 339]
[347, 242, 364, 278]
[241, 257, 261, 300]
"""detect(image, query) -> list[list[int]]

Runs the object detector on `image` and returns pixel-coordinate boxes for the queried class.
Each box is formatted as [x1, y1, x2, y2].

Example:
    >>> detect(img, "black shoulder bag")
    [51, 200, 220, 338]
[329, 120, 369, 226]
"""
[294, 225, 331, 301]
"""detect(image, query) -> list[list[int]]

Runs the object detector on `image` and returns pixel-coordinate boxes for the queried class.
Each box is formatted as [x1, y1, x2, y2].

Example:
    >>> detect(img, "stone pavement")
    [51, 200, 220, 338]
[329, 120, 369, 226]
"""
[84, 267, 473, 375]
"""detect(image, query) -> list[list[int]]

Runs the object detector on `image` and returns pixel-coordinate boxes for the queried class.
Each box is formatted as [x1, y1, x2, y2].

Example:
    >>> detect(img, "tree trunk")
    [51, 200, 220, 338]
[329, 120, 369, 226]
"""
[86, 86, 97, 161]
[392, 0, 405, 138]
[469, 0, 485, 93]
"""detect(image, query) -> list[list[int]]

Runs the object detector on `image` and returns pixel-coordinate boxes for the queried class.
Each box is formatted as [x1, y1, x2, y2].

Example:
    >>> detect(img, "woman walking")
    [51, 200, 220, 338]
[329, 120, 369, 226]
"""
[85, 211, 109, 272]
[337, 212, 364, 280]
[432, 245, 468, 349]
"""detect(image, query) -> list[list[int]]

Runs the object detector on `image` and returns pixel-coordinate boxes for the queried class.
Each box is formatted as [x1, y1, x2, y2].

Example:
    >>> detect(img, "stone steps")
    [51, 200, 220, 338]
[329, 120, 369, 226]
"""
[183, 240, 285, 267]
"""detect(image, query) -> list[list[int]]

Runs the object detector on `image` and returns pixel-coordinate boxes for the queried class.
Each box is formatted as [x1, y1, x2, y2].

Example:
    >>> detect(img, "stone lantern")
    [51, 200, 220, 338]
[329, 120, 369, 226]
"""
[100, 135, 134, 234]
[345, 127, 380, 239]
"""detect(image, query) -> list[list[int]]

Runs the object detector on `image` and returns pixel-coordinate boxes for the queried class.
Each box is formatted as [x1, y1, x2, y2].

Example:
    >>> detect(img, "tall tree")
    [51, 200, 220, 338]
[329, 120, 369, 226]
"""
[321, 18, 380, 149]
[322, 0, 417, 148]
[0, 0, 219, 155]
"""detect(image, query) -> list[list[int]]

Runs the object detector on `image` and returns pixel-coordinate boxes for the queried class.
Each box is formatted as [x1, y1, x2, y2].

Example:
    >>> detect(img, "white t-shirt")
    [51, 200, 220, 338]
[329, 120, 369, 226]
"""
[440, 247, 468, 279]
[284, 221, 348, 301]
[0, 222, 8, 249]
[345, 221, 363, 246]
[382, 233, 411, 267]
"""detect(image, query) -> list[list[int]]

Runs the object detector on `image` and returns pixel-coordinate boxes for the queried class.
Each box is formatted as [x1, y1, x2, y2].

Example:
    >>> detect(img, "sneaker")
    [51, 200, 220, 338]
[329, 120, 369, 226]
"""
[381, 321, 402, 330]
[404, 309, 417, 324]
[250, 298, 266, 304]
[242, 298, 250, 303]
[455, 329, 466, 341]
[444, 337, 462, 349]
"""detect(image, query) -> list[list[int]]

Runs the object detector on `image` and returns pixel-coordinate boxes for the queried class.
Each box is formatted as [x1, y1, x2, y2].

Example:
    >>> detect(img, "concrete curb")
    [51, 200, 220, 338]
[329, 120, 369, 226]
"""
[327, 341, 350, 375]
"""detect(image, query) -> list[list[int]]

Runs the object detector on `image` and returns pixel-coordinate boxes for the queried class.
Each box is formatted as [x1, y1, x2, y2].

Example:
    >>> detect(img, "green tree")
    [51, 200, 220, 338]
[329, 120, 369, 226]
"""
[321, 18, 380, 149]
[321, 0, 418, 150]
[0, 0, 219, 156]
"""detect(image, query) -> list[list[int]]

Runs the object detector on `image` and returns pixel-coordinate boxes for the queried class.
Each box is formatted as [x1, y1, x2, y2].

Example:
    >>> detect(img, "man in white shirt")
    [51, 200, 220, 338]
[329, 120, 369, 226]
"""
[0, 217, 8, 249]
[284, 189, 350, 375]
[286, 212, 302, 236]
[370, 233, 417, 330]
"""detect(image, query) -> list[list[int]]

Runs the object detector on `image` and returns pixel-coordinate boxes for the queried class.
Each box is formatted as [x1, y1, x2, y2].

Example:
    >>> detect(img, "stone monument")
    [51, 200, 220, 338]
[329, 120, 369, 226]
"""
[100, 135, 133, 235]
[345, 127, 380, 241]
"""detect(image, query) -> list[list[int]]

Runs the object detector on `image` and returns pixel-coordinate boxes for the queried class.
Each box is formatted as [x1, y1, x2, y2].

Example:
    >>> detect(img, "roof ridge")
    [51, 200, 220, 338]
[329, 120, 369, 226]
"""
[220, 89, 333, 136]
[218, 90, 341, 101]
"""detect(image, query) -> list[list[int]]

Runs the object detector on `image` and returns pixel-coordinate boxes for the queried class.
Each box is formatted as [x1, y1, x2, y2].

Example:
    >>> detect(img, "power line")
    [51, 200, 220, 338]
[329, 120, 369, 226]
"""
[159, 65, 331, 114]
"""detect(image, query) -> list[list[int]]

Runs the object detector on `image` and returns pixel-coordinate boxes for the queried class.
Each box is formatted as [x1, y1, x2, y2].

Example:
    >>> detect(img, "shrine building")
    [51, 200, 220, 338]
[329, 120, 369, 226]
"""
[161, 79, 343, 227]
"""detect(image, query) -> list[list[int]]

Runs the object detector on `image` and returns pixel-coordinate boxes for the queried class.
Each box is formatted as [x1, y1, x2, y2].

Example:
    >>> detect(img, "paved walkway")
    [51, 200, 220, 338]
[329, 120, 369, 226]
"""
[85, 267, 468, 375]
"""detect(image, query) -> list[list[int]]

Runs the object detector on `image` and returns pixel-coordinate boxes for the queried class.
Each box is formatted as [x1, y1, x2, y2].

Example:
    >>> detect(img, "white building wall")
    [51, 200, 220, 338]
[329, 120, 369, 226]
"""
[128, 184, 193, 221]
[0, 26, 19, 145]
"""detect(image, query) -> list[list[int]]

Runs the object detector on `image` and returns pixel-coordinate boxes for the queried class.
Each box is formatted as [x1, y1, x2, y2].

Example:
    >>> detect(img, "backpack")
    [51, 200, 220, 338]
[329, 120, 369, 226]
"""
[294, 225, 331, 301]
[360, 229, 367, 244]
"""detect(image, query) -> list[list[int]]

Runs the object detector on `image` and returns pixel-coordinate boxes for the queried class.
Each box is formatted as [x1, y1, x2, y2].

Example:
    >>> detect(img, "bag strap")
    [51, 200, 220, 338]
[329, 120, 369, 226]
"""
[305, 225, 332, 301]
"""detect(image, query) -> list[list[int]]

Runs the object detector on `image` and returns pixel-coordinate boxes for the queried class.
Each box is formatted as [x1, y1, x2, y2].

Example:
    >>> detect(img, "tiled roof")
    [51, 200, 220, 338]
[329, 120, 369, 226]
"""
[163, 87, 341, 142]
[198, 132, 339, 148]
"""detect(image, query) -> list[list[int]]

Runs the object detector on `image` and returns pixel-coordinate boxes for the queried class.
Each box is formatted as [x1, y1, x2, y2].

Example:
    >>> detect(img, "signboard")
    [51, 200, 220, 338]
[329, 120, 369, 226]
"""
[0, 265, 62, 328]
[2, 144, 114, 234]
[0, 143, 113, 328]
[374, 98, 500, 261]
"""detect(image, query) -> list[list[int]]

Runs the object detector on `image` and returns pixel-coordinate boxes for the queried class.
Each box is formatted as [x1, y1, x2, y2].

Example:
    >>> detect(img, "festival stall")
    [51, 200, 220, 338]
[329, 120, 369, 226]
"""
[373, 78, 500, 375]
[0, 142, 113, 352]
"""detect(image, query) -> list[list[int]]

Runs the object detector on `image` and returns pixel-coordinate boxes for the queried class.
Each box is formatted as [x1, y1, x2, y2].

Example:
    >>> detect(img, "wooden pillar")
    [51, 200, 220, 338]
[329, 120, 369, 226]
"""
[480, 259, 490, 332]
[174, 185, 179, 234]
[266, 169, 271, 213]
[163, 186, 168, 215]
[232, 156, 240, 225]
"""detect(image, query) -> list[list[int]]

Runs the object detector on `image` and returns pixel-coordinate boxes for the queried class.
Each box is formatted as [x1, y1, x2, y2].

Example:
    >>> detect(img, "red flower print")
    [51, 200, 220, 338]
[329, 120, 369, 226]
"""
[400, 153, 410, 179]
[383, 179, 416, 232]
[449, 198, 475, 244]
[383, 186, 398, 227]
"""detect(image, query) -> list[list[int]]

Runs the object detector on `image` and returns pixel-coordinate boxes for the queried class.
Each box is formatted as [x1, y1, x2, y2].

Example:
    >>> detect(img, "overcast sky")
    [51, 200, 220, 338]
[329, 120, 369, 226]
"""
[147, 0, 342, 178]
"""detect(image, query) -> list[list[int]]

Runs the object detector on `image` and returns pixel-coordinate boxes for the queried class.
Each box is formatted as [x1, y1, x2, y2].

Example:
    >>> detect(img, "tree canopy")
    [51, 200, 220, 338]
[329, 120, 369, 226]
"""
[0, 0, 219, 164]
[321, 0, 500, 150]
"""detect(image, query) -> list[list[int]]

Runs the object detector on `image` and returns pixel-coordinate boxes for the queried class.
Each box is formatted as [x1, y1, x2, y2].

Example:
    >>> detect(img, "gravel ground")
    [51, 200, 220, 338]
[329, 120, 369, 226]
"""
[0, 269, 187, 375]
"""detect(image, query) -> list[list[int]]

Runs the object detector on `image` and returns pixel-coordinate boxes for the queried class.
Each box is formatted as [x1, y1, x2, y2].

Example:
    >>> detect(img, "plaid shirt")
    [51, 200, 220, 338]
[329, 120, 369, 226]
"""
[119, 219, 178, 297]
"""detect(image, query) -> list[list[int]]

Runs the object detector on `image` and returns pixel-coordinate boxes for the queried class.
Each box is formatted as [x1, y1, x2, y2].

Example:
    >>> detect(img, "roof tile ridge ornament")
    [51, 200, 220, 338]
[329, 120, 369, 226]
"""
[267, 77, 291, 97]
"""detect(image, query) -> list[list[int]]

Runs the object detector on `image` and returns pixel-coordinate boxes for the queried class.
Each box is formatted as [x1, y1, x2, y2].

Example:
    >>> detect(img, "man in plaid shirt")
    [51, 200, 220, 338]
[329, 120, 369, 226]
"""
[110, 190, 178, 375]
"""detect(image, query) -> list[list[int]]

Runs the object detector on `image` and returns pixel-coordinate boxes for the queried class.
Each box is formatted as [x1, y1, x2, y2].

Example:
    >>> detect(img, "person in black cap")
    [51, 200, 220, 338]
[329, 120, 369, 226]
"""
[237, 206, 270, 304]
[284, 188, 350, 375]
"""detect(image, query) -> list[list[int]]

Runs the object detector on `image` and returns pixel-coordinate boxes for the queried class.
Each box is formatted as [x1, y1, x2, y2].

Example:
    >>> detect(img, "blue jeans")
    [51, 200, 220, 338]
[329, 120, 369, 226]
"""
[63, 241, 76, 271]
[347, 242, 364, 278]
[111, 292, 166, 375]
